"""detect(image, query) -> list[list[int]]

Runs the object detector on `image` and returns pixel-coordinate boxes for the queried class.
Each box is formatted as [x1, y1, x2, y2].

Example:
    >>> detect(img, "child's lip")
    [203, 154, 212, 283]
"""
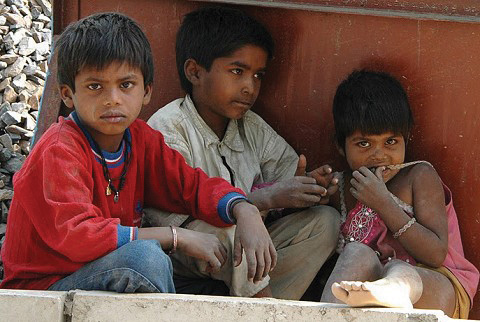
[367, 165, 387, 172]
[233, 100, 253, 107]
[100, 111, 126, 122]
[101, 111, 126, 118]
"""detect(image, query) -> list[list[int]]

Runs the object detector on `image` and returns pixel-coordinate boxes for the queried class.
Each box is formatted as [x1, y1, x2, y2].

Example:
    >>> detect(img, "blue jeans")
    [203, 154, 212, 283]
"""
[48, 240, 175, 293]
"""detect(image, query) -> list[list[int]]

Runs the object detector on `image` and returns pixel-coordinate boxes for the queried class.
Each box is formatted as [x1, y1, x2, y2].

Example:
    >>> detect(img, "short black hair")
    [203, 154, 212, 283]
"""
[56, 12, 154, 91]
[176, 6, 274, 95]
[333, 70, 414, 150]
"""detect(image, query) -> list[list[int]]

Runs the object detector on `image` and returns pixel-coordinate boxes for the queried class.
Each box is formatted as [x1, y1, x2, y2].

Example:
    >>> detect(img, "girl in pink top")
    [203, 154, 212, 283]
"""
[320, 70, 479, 319]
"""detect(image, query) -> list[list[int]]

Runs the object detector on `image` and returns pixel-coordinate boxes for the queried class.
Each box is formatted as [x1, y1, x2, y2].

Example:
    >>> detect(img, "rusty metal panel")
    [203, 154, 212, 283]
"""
[42, 0, 480, 317]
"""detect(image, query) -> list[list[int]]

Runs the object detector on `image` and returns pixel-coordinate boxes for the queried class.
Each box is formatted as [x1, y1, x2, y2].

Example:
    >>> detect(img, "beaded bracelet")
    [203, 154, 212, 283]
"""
[169, 225, 177, 255]
[393, 217, 416, 239]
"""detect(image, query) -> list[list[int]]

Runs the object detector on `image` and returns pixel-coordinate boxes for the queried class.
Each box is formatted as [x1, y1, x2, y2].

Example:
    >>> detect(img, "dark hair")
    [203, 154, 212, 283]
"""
[176, 6, 274, 95]
[333, 70, 414, 150]
[56, 12, 154, 91]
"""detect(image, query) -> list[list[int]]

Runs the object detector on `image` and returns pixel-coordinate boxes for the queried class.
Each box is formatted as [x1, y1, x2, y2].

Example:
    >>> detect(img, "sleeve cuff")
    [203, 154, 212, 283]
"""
[217, 192, 247, 224]
[117, 225, 138, 248]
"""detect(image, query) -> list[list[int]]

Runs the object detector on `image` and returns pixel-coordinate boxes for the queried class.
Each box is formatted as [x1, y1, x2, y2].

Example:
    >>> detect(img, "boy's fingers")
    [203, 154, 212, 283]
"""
[309, 168, 334, 187]
[233, 238, 242, 267]
[214, 248, 226, 267]
[254, 250, 265, 283]
[331, 172, 340, 185]
[245, 249, 257, 282]
[297, 176, 317, 185]
[294, 154, 307, 176]
[263, 250, 272, 278]
[301, 194, 322, 205]
[219, 244, 228, 265]
[207, 257, 222, 273]
[302, 184, 327, 196]
[310, 164, 332, 176]
[269, 243, 277, 271]
[326, 183, 339, 196]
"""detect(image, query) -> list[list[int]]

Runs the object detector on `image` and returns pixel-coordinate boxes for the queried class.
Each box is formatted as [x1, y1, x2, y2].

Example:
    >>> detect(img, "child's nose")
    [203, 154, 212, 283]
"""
[241, 77, 257, 95]
[103, 88, 121, 106]
[372, 146, 386, 160]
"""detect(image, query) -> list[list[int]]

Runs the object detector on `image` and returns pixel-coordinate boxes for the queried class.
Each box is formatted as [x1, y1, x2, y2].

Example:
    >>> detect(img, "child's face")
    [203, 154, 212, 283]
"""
[191, 45, 267, 131]
[342, 130, 406, 183]
[60, 61, 152, 152]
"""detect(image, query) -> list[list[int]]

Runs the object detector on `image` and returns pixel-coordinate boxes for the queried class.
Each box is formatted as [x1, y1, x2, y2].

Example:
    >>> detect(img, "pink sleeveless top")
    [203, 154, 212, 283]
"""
[338, 162, 479, 304]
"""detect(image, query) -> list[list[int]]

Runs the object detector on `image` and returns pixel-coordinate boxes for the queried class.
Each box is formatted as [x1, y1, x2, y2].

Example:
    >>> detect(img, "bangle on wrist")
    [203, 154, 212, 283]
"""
[393, 217, 416, 239]
[169, 225, 177, 255]
[228, 197, 253, 224]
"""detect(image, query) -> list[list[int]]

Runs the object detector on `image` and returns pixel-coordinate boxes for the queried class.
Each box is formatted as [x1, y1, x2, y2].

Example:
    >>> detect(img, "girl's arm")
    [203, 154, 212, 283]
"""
[396, 164, 448, 266]
[350, 164, 448, 267]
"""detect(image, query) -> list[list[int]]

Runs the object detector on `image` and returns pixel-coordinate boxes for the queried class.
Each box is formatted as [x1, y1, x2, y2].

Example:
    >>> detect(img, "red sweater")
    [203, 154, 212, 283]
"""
[0, 115, 245, 290]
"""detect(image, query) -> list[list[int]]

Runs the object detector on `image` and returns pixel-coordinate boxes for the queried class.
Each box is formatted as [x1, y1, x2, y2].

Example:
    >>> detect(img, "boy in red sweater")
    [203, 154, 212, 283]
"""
[0, 12, 275, 293]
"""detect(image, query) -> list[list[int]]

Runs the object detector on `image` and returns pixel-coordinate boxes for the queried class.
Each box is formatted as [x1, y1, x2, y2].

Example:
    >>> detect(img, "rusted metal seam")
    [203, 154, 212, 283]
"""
[193, 0, 480, 23]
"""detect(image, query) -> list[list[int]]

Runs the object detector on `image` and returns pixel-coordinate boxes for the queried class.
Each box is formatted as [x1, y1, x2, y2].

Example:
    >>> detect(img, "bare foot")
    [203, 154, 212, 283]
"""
[332, 279, 413, 308]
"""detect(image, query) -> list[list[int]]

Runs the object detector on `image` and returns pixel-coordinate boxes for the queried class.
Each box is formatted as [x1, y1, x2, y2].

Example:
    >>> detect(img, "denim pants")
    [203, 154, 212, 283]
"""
[48, 240, 175, 293]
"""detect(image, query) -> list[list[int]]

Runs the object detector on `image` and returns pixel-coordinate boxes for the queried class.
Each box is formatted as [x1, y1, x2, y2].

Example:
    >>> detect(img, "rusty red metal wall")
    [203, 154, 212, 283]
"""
[45, 0, 480, 317]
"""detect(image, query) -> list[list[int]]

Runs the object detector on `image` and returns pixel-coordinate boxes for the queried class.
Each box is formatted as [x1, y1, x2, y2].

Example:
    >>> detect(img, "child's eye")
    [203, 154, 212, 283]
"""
[386, 138, 397, 145]
[254, 72, 265, 80]
[231, 68, 243, 75]
[358, 141, 370, 148]
[120, 81, 133, 89]
[87, 83, 102, 90]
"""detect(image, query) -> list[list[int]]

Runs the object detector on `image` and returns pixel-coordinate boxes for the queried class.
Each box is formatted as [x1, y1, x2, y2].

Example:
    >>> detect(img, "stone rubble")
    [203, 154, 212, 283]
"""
[0, 0, 52, 281]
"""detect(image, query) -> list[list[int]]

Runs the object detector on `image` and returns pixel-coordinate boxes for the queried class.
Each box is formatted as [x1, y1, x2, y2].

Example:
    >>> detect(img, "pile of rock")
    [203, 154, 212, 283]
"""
[0, 0, 52, 279]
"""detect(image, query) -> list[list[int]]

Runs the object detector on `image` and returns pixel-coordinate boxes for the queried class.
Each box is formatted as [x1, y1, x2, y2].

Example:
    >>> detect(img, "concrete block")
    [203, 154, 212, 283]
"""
[70, 291, 449, 322]
[0, 289, 67, 322]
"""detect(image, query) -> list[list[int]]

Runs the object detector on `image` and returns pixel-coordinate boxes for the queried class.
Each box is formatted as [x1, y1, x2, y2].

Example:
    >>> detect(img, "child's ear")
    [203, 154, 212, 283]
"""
[59, 85, 75, 109]
[143, 84, 152, 106]
[184, 58, 203, 86]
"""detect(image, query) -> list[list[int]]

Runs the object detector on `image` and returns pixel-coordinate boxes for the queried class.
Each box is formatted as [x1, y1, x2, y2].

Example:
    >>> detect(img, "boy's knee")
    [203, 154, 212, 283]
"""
[307, 205, 341, 243]
[314, 205, 341, 228]
[121, 240, 173, 276]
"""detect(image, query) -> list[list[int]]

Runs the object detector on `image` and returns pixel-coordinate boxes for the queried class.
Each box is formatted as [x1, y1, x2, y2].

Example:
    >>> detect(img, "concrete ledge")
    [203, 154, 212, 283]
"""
[0, 289, 67, 322]
[0, 289, 451, 322]
[70, 291, 450, 322]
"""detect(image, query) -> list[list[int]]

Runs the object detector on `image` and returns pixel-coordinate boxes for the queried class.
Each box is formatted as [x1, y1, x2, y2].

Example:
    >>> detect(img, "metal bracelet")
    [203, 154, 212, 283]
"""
[169, 225, 177, 255]
[393, 217, 416, 239]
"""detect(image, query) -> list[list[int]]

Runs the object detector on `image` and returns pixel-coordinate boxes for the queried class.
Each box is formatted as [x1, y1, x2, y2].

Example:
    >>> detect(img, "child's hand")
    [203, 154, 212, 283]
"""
[232, 201, 277, 283]
[267, 177, 327, 208]
[307, 166, 339, 204]
[295, 155, 339, 204]
[350, 166, 391, 210]
[248, 156, 337, 210]
[176, 228, 227, 273]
